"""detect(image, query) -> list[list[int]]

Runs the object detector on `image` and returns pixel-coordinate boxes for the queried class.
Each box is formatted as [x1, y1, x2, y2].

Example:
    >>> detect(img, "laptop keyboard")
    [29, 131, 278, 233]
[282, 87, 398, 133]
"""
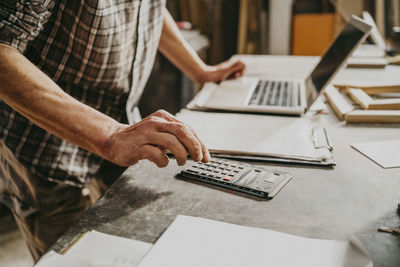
[247, 80, 296, 107]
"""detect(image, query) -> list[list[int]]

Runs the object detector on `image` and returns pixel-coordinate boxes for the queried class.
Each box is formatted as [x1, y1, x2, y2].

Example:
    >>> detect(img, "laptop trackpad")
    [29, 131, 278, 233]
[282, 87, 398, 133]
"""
[204, 78, 258, 107]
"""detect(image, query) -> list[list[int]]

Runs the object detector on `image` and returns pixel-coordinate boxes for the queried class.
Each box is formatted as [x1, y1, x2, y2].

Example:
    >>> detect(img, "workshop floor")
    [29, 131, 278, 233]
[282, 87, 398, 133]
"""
[0, 217, 33, 267]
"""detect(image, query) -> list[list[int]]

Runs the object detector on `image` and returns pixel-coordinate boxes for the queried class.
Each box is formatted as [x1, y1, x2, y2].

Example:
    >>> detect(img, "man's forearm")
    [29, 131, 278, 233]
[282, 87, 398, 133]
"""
[0, 44, 120, 160]
[0, 44, 209, 167]
[158, 9, 208, 83]
[158, 9, 246, 84]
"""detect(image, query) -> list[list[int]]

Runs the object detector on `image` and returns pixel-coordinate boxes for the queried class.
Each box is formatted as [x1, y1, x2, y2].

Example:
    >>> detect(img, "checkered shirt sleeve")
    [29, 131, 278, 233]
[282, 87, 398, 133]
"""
[0, 0, 55, 53]
[0, 0, 165, 187]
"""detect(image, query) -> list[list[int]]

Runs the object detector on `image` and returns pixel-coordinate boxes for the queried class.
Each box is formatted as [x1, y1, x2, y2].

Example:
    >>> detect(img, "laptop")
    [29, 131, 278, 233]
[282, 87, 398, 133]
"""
[190, 15, 372, 115]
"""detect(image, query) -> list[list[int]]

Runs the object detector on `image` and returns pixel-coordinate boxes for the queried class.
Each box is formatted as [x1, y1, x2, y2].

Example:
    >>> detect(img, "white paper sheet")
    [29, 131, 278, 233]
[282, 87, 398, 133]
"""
[35, 251, 129, 267]
[352, 139, 400, 168]
[65, 231, 152, 266]
[137, 215, 372, 267]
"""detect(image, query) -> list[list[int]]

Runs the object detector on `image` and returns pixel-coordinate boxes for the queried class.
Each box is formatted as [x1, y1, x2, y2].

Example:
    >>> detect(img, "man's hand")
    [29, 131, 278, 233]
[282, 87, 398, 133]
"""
[103, 110, 210, 168]
[158, 9, 246, 86]
[195, 59, 246, 85]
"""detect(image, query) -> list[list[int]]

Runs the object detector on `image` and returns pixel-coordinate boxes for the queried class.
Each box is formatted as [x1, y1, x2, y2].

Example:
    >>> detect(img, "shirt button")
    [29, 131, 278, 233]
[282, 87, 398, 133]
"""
[81, 187, 90, 197]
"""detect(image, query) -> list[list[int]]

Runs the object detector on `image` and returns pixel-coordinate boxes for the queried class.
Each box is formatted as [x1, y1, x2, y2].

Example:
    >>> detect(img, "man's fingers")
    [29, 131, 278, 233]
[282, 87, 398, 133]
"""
[235, 63, 246, 77]
[186, 126, 210, 163]
[140, 145, 169, 168]
[147, 110, 205, 162]
[155, 121, 203, 162]
[151, 110, 177, 123]
[145, 110, 207, 162]
[109, 110, 209, 168]
[225, 61, 246, 80]
[146, 132, 188, 165]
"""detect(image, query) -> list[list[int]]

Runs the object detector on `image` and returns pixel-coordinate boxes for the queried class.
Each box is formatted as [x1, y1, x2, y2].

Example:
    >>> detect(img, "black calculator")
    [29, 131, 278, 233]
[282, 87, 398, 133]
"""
[178, 158, 292, 199]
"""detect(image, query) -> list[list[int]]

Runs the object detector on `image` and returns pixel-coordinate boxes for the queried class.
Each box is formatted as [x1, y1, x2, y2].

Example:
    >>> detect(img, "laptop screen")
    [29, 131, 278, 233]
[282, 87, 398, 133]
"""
[306, 16, 372, 106]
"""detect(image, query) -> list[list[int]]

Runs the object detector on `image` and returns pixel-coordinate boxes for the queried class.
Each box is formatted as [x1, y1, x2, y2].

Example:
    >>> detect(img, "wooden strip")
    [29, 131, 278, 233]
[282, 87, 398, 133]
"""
[347, 88, 400, 110]
[345, 110, 400, 123]
[358, 86, 400, 94]
[376, 0, 386, 37]
[347, 88, 372, 109]
[346, 57, 388, 68]
[369, 99, 400, 110]
[334, 84, 400, 94]
[237, 0, 248, 54]
[324, 86, 354, 120]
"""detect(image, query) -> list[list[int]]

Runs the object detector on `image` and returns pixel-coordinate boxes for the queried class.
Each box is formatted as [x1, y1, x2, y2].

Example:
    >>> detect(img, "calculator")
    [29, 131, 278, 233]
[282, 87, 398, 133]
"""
[178, 158, 292, 199]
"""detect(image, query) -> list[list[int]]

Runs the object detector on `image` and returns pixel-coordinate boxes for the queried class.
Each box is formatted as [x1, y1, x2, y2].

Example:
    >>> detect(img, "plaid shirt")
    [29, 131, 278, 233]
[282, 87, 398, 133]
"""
[0, 0, 165, 186]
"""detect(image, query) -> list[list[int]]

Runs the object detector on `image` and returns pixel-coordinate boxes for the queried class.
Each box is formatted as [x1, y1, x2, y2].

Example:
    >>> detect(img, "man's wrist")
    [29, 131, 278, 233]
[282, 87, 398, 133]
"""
[99, 122, 127, 164]
[191, 63, 213, 84]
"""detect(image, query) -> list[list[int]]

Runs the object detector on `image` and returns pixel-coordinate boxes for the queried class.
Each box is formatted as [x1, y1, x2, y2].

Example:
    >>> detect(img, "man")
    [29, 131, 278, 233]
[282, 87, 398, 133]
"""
[0, 0, 245, 262]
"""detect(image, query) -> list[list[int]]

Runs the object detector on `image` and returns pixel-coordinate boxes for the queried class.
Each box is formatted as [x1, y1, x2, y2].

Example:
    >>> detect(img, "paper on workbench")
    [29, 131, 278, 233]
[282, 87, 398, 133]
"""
[352, 139, 400, 168]
[137, 215, 372, 267]
[65, 230, 152, 266]
[35, 251, 130, 267]
[176, 109, 334, 164]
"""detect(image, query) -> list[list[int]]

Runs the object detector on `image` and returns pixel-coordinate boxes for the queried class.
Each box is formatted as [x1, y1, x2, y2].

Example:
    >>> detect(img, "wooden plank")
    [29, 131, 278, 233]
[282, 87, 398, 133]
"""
[346, 57, 388, 68]
[237, 0, 248, 54]
[375, 0, 386, 37]
[369, 99, 400, 110]
[334, 84, 400, 94]
[347, 88, 372, 109]
[324, 86, 354, 120]
[345, 110, 400, 123]
[347, 88, 400, 110]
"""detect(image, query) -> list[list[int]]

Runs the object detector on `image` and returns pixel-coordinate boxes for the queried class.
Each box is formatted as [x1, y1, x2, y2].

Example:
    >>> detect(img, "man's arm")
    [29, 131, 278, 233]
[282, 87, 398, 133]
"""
[0, 44, 209, 167]
[158, 9, 246, 84]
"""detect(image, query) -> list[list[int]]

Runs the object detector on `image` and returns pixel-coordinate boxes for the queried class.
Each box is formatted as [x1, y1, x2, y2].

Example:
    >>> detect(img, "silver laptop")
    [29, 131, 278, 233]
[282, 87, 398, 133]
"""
[191, 16, 372, 115]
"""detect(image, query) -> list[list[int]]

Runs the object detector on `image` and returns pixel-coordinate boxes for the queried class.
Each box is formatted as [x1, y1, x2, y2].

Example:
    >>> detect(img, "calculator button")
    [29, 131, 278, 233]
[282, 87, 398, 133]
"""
[223, 177, 231, 181]
[254, 180, 273, 191]
[263, 173, 277, 183]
